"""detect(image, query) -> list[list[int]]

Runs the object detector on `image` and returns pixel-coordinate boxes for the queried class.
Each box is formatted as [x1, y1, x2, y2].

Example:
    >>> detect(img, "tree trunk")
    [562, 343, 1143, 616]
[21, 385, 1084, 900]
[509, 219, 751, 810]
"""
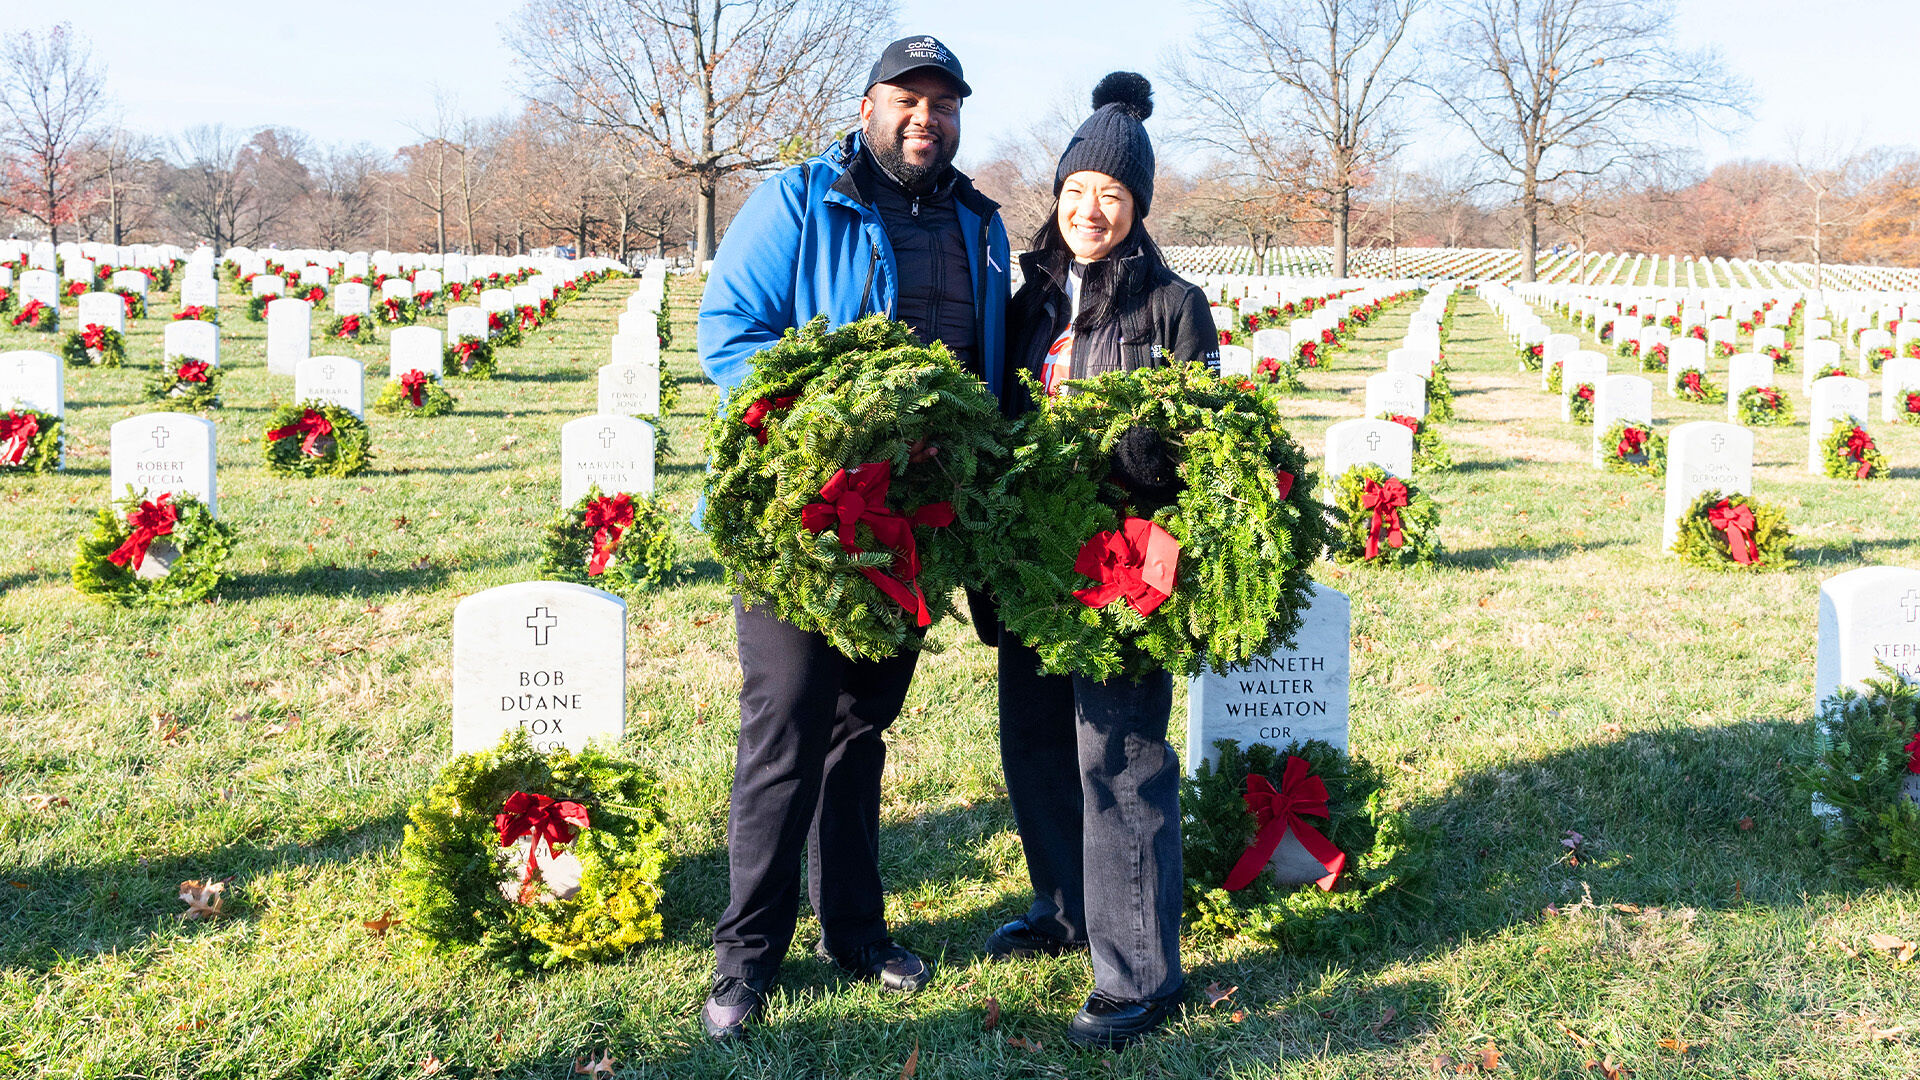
[694, 174, 717, 266]
[616, 205, 629, 264]
[1521, 177, 1540, 283]
[1333, 184, 1351, 279]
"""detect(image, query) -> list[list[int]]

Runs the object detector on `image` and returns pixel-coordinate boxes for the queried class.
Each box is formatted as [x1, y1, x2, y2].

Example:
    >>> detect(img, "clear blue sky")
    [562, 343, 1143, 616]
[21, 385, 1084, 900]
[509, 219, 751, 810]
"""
[79, 0, 1920, 172]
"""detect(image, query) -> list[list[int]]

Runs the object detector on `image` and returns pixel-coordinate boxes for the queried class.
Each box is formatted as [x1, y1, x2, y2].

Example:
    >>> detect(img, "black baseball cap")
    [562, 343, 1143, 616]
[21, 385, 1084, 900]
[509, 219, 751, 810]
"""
[866, 35, 971, 98]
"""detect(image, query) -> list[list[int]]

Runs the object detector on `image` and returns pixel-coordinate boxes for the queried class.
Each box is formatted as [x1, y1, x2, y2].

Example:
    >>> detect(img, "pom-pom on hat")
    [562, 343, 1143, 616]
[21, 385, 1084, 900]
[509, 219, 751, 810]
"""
[1054, 72, 1156, 217]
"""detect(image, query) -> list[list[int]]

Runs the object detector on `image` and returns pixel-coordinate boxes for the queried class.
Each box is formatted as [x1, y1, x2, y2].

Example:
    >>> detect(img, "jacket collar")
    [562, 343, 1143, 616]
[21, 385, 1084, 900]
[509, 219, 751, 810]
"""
[824, 131, 1000, 220]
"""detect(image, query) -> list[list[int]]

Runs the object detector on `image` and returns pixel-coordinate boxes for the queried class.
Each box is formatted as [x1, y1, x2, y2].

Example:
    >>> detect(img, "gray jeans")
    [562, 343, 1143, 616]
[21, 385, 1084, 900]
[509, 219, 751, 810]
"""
[998, 638, 1184, 1001]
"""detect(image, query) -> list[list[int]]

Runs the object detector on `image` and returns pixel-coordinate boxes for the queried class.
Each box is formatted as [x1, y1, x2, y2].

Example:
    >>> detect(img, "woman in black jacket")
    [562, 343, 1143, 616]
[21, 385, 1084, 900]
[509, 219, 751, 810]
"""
[985, 72, 1214, 1051]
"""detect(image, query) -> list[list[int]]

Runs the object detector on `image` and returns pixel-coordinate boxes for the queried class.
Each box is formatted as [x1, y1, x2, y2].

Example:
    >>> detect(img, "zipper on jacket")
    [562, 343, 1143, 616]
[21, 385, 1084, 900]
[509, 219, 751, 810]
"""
[859, 247, 881, 316]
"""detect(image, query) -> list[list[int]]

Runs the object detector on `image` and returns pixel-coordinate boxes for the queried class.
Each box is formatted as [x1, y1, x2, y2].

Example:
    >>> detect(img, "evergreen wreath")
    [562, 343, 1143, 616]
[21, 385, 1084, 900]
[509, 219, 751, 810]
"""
[488, 311, 523, 348]
[1569, 381, 1596, 423]
[1736, 385, 1794, 426]
[372, 372, 457, 417]
[375, 296, 418, 326]
[324, 313, 378, 343]
[396, 730, 669, 970]
[655, 291, 673, 351]
[1546, 359, 1564, 395]
[1897, 390, 1920, 427]
[245, 294, 274, 321]
[1822, 418, 1889, 480]
[704, 314, 1011, 660]
[0, 408, 61, 473]
[1764, 344, 1792, 371]
[1670, 490, 1793, 571]
[1182, 739, 1425, 952]
[1641, 341, 1669, 373]
[1424, 366, 1456, 422]
[1329, 463, 1439, 566]
[1673, 366, 1724, 404]
[443, 338, 498, 379]
[1377, 413, 1452, 473]
[1867, 346, 1894, 372]
[1810, 361, 1849, 382]
[111, 289, 146, 319]
[262, 401, 373, 477]
[11, 299, 56, 332]
[656, 353, 681, 415]
[61, 324, 127, 367]
[1254, 354, 1306, 392]
[991, 362, 1329, 681]
[172, 305, 217, 324]
[0, 286, 14, 316]
[536, 487, 679, 593]
[1800, 670, 1920, 886]
[1517, 341, 1543, 372]
[143, 359, 223, 409]
[1712, 341, 1736, 361]
[1600, 421, 1665, 475]
[72, 490, 233, 606]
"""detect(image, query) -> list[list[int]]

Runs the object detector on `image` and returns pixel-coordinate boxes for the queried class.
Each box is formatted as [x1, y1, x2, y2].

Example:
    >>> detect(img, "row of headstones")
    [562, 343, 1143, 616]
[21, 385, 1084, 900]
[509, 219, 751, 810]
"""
[0, 265, 156, 300]
[2, 239, 183, 271]
[1528, 283, 1920, 365]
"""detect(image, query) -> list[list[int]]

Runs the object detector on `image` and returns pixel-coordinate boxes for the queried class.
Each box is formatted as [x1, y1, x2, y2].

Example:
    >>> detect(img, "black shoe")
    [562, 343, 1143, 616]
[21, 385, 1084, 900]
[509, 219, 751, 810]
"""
[1066, 988, 1185, 1050]
[985, 917, 1088, 961]
[815, 937, 933, 992]
[701, 974, 772, 1041]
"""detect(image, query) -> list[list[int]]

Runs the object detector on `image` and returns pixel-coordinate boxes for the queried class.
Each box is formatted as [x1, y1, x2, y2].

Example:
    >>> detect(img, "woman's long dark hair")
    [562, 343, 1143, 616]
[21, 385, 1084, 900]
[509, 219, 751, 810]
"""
[1015, 199, 1170, 334]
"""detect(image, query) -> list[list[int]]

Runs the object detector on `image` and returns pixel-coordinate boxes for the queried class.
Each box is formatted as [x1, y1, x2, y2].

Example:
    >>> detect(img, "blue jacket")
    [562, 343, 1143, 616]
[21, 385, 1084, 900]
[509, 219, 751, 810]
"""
[698, 132, 1011, 401]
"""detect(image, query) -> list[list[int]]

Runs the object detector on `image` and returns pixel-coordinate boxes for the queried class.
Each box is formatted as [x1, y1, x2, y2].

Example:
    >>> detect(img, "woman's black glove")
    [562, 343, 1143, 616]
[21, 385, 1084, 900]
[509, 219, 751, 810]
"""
[1107, 424, 1183, 512]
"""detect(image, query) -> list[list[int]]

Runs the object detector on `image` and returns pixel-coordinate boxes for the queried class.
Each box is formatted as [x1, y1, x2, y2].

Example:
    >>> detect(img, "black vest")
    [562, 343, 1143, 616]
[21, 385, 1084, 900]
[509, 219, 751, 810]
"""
[866, 154, 979, 375]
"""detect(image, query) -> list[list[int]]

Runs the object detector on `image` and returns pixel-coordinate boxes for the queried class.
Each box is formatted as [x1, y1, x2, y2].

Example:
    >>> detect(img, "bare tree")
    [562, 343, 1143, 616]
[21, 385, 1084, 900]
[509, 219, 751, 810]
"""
[509, 0, 893, 265]
[1432, 0, 1750, 280]
[1788, 136, 1881, 289]
[1174, 0, 1425, 277]
[311, 142, 382, 248]
[81, 124, 162, 244]
[162, 124, 253, 248]
[0, 23, 106, 243]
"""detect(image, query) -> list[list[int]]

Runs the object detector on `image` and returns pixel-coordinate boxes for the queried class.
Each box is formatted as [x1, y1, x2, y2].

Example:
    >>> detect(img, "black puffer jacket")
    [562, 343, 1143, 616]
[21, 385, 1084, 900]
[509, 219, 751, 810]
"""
[1003, 241, 1219, 414]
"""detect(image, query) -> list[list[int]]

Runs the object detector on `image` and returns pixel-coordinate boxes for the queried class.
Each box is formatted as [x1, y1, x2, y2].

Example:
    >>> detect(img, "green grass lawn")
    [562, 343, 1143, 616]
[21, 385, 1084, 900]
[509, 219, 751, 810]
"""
[2, 278, 1918, 1078]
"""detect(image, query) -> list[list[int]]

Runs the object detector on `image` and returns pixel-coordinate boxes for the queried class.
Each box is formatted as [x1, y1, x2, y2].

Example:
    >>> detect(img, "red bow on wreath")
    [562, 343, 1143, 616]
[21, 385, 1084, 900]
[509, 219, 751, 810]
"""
[1906, 732, 1920, 775]
[582, 492, 634, 576]
[176, 360, 210, 384]
[741, 394, 798, 445]
[106, 493, 177, 572]
[1386, 414, 1419, 434]
[0, 410, 40, 466]
[400, 369, 429, 407]
[1845, 427, 1875, 478]
[1681, 371, 1703, 395]
[82, 324, 109, 352]
[1361, 477, 1409, 560]
[800, 462, 954, 627]
[455, 339, 482, 370]
[1756, 388, 1780, 408]
[1707, 499, 1758, 565]
[1274, 470, 1295, 499]
[1073, 516, 1179, 617]
[1256, 356, 1282, 381]
[267, 408, 333, 457]
[494, 791, 591, 899]
[338, 314, 361, 337]
[1617, 426, 1647, 458]
[1222, 757, 1346, 892]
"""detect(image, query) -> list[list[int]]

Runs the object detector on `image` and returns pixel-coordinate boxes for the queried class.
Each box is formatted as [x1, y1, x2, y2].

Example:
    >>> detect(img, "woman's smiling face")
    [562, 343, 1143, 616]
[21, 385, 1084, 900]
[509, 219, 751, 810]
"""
[1057, 170, 1135, 262]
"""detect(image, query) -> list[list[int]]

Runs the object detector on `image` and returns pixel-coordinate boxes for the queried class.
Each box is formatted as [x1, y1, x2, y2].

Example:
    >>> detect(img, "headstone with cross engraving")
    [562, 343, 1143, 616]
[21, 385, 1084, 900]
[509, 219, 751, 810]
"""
[1816, 566, 1920, 810]
[110, 412, 217, 517]
[1591, 374, 1653, 466]
[296, 355, 365, 419]
[1560, 350, 1609, 421]
[389, 325, 442, 381]
[1661, 421, 1751, 550]
[451, 581, 627, 756]
[1365, 370, 1426, 420]
[447, 306, 488, 343]
[1323, 418, 1412, 487]
[597, 364, 659, 419]
[1218, 344, 1254, 379]
[560, 414, 655, 506]
[1808, 375, 1870, 474]
[163, 320, 219, 367]
[1882, 357, 1920, 423]
[76, 292, 126, 335]
[0, 350, 64, 446]
[266, 298, 312, 376]
[334, 281, 371, 317]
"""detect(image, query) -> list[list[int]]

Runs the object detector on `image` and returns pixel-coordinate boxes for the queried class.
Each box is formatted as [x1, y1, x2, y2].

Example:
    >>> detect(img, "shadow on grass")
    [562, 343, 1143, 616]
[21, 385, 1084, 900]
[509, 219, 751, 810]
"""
[1445, 536, 1634, 567]
[219, 561, 454, 600]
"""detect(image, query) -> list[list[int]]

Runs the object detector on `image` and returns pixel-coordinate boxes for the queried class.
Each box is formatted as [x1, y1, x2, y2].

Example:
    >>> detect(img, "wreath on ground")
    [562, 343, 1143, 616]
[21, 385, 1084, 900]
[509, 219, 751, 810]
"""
[656, 354, 681, 415]
[1867, 347, 1894, 373]
[111, 289, 146, 320]
[1713, 341, 1736, 361]
[144, 360, 222, 409]
[376, 297, 418, 326]
[61, 324, 126, 367]
[1329, 464, 1439, 566]
[396, 730, 668, 970]
[1736, 386, 1794, 427]
[1822, 419, 1889, 480]
[1297, 339, 1330, 370]
[1569, 381, 1596, 424]
[1641, 342, 1669, 373]
[655, 293, 673, 351]
[1546, 360, 1564, 395]
[1800, 670, 1920, 887]
[1765, 345, 1792, 371]
[262, 401, 373, 477]
[245, 294, 274, 321]
[1517, 342, 1543, 372]
[1254, 354, 1305, 392]
[444, 338, 497, 379]
[173, 305, 217, 324]
[536, 487, 679, 593]
[1811, 362, 1849, 382]
[72, 490, 233, 606]
[0, 408, 61, 473]
[1424, 366, 1456, 422]
[991, 362, 1328, 681]
[1601, 422, 1665, 475]
[705, 314, 1010, 661]
[1898, 390, 1920, 427]
[325, 314, 377, 343]
[373, 372, 456, 417]
[1182, 739, 1426, 952]
[1378, 413, 1451, 473]
[1671, 491, 1793, 571]
[1673, 367, 1724, 404]
[488, 311, 523, 348]
[11, 299, 56, 333]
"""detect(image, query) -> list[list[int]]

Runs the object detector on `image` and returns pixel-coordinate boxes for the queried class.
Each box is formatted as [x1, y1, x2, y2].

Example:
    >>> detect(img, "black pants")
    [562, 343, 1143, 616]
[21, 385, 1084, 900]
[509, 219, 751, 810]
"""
[712, 598, 919, 981]
[998, 637, 1184, 1001]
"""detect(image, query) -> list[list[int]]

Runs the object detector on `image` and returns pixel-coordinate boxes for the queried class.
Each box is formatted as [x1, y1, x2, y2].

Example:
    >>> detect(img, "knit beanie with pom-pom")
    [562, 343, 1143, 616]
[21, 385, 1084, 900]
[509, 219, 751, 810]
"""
[1053, 72, 1156, 217]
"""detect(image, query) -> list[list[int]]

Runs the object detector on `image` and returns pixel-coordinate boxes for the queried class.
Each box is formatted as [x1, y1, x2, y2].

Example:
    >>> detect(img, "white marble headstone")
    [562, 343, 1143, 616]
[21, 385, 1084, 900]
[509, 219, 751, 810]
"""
[560, 414, 656, 506]
[1561, 351, 1609, 421]
[1217, 345, 1254, 379]
[110, 269, 149, 297]
[75, 292, 125, 335]
[1804, 338, 1844, 391]
[1542, 333, 1579, 390]
[597, 364, 660, 418]
[296, 356, 366, 419]
[1250, 328, 1290, 362]
[1725, 353, 1777, 422]
[265, 298, 312, 376]
[389, 325, 442, 380]
[110, 412, 217, 516]
[163, 321, 220, 367]
[451, 581, 627, 756]
[1662, 421, 1752, 550]
[0, 350, 63, 418]
[1667, 337, 1708, 394]
[1386, 347, 1435, 380]
[610, 332, 659, 370]
[1808, 375, 1871, 474]
[1323, 418, 1413, 484]
[334, 282, 371, 316]
[1817, 566, 1920, 705]
[1365, 370, 1427, 420]
[18, 269, 58, 309]
[379, 278, 411, 302]
[1882, 357, 1920, 423]
[181, 277, 219, 309]
[1591, 374, 1653, 466]
[252, 274, 285, 298]
[480, 288, 516, 315]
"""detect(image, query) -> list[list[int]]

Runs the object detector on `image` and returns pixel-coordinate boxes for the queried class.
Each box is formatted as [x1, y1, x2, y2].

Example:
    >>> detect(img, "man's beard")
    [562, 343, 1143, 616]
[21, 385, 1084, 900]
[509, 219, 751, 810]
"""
[865, 126, 956, 192]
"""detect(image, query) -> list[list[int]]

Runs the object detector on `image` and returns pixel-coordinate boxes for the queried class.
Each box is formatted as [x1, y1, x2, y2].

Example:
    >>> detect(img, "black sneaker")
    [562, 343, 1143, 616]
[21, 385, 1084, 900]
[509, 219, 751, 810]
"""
[701, 974, 772, 1041]
[1066, 987, 1185, 1050]
[815, 937, 933, 992]
[985, 916, 1088, 961]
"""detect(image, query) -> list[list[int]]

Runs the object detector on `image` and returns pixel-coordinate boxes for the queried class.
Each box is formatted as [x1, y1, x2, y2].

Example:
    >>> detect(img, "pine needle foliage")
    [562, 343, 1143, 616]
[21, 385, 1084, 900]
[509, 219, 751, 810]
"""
[1670, 491, 1794, 571]
[1329, 464, 1441, 566]
[71, 490, 233, 607]
[261, 401, 373, 478]
[1801, 671, 1920, 886]
[537, 486, 679, 593]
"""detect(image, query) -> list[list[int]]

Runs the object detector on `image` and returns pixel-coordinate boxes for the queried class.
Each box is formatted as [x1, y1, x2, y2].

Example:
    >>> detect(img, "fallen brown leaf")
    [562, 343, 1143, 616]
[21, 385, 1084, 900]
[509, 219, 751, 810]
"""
[1229, 1009, 1246, 1023]
[982, 997, 1000, 1031]
[1480, 1039, 1500, 1071]
[363, 911, 402, 937]
[1866, 932, 1918, 963]
[179, 879, 227, 921]
[1557, 1022, 1594, 1049]
[573, 1049, 615, 1077]
[1369, 1006, 1398, 1036]
[1738, 816, 1754, 831]
[1429, 1055, 1456, 1074]
[419, 1055, 445, 1076]
[1657, 1037, 1693, 1054]
[1586, 1056, 1631, 1079]
[898, 1040, 919, 1080]
[693, 612, 724, 627]
[1204, 981, 1238, 1007]
[1007, 1036, 1042, 1053]
[21, 793, 69, 811]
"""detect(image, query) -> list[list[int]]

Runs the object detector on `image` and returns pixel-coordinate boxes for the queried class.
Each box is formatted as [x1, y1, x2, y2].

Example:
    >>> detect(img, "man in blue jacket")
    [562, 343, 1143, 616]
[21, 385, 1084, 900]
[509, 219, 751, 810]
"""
[697, 34, 1011, 1042]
